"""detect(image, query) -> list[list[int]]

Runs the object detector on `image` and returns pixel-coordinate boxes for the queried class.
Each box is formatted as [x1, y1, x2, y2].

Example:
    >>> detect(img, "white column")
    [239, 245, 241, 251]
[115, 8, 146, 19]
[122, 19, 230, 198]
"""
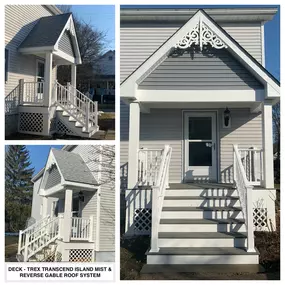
[63, 189, 73, 242]
[44, 52, 53, 107]
[42, 197, 48, 217]
[71, 64, 77, 89]
[262, 101, 274, 188]
[127, 102, 140, 189]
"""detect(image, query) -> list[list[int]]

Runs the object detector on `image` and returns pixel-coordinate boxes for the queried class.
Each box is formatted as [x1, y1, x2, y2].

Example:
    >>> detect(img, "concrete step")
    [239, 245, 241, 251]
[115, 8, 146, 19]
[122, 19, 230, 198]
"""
[158, 232, 247, 248]
[165, 189, 238, 197]
[159, 219, 246, 232]
[163, 198, 240, 208]
[146, 247, 259, 265]
[161, 207, 243, 219]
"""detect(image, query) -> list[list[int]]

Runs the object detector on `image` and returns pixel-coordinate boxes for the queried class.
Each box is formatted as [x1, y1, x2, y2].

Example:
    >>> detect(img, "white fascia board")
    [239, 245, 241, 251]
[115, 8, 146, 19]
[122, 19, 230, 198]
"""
[200, 13, 280, 97]
[137, 89, 265, 103]
[18, 46, 55, 53]
[40, 185, 65, 197]
[54, 15, 82, 65]
[62, 181, 96, 190]
[53, 49, 77, 64]
[120, 11, 201, 99]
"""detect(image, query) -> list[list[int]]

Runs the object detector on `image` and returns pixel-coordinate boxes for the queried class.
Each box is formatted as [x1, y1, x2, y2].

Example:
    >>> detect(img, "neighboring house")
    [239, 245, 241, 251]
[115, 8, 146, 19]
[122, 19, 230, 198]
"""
[94, 50, 115, 102]
[5, 5, 99, 138]
[120, 8, 280, 266]
[17, 145, 115, 262]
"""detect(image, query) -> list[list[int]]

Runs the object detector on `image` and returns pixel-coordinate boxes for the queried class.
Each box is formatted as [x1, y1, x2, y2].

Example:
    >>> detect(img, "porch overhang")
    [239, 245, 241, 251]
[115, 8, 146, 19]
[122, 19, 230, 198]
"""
[120, 9, 280, 104]
[18, 13, 81, 65]
[39, 148, 98, 197]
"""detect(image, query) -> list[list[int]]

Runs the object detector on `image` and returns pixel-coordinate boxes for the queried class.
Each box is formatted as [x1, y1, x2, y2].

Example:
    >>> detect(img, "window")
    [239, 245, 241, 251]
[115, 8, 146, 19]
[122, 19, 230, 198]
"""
[108, 56, 113, 61]
[5, 49, 9, 82]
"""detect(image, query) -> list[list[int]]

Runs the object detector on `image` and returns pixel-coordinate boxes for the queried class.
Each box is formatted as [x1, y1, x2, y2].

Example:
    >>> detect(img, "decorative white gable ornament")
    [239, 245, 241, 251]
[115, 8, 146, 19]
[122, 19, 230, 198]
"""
[175, 18, 228, 50]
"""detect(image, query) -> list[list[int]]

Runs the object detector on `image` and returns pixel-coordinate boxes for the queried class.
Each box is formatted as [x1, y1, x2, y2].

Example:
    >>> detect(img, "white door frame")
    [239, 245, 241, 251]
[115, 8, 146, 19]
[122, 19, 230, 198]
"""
[36, 59, 45, 100]
[183, 111, 218, 182]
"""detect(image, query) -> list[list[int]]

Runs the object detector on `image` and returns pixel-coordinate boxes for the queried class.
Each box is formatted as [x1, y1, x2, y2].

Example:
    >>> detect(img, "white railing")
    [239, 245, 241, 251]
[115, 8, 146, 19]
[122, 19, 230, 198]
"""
[233, 145, 255, 252]
[71, 216, 93, 241]
[21, 82, 44, 104]
[5, 85, 20, 114]
[55, 82, 98, 131]
[138, 148, 164, 186]
[150, 145, 172, 252]
[238, 147, 263, 186]
[18, 216, 60, 261]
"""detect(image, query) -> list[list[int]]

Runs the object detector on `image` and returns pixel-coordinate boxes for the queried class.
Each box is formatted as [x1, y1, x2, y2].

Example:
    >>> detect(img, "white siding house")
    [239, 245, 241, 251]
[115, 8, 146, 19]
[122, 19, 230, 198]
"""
[5, 5, 99, 138]
[120, 8, 279, 266]
[18, 145, 115, 262]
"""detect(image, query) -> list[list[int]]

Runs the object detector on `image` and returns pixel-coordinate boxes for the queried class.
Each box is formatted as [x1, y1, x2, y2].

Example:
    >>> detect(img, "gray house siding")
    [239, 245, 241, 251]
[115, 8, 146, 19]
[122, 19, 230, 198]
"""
[5, 5, 55, 96]
[44, 166, 61, 189]
[120, 107, 263, 186]
[120, 23, 262, 83]
[139, 48, 264, 90]
[58, 31, 75, 57]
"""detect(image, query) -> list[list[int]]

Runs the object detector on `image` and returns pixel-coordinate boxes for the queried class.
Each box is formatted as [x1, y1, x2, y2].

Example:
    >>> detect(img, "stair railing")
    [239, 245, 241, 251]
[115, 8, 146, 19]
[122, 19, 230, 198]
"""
[55, 81, 98, 130]
[233, 145, 255, 252]
[150, 145, 172, 253]
[18, 216, 60, 261]
[5, 85, 20, 114]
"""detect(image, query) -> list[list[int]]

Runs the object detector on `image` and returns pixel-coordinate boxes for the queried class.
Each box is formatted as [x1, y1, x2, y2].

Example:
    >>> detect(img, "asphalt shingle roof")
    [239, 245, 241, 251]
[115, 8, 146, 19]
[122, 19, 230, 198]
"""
[19, 13, 71, 49]
[51, 148, 97, 186]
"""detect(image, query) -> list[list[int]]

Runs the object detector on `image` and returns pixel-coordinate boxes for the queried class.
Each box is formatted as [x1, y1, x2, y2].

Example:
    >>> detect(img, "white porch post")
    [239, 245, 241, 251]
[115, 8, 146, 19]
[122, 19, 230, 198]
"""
[44, 52, 53, 107]
[71, 64, 77, 89]
[127, 102, 140, 189]
[63, 189, 73, 242]
[262, 101, 274, 188]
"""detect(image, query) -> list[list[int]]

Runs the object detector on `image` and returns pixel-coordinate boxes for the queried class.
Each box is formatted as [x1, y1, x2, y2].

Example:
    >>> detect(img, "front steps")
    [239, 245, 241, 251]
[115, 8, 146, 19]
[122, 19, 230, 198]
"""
[56, 106, 99, 138]
[146, 183, 259, 265]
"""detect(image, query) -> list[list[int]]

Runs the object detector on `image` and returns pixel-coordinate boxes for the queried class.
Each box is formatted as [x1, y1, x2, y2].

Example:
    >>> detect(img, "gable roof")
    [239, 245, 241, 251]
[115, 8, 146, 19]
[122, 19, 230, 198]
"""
[19, 13, 71, 48]
[51, 148, 97, 186]
[121, 9, 279, 101]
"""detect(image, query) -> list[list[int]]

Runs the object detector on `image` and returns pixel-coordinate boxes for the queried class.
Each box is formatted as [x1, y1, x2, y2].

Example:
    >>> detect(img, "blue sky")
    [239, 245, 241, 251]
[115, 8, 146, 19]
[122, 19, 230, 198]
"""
[26, 145, 63, 174]
[71, 5, 115, 52]
[121, 5, 280, 81]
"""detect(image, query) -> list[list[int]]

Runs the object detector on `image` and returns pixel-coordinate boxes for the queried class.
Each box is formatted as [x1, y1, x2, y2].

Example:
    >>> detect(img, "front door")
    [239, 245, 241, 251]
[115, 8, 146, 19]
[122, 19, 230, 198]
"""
[184, 112, 217, 181]
[36, 60, 45, 101]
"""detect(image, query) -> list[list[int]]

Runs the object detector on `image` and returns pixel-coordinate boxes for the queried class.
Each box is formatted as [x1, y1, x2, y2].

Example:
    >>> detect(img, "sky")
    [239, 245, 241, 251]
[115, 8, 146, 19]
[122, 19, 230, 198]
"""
[25, 145, 63, 174]
[70, 5, 115, 52]
[121, 5, 280, 81]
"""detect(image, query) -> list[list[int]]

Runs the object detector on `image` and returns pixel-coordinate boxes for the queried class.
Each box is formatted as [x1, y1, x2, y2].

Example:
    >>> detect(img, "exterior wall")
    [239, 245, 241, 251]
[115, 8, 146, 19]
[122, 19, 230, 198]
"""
[44, 166, 61, 189]
[120, 22, 262, 83]
[5, 5, 54, 96]
[120, 107, 263, 185]
[95, 50, 115, 76]
[140, 48, 263, 90]
[96, 251, 115, 262]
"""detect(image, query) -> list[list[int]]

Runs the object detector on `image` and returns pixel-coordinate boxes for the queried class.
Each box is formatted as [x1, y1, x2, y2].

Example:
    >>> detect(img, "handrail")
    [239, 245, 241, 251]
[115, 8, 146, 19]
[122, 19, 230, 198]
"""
[55, 82, 98, 130]
[5, 85, 20, 114]
[233, 145, 255, 252]
[150, 145, 172, 252]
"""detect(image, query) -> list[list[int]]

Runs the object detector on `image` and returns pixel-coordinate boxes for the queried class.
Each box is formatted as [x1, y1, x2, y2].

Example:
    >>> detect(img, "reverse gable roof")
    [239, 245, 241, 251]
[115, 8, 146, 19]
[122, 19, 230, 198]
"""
[51, 148, 97, 186]
[120, 9, 280, 101]
[19, 13, 71, 48]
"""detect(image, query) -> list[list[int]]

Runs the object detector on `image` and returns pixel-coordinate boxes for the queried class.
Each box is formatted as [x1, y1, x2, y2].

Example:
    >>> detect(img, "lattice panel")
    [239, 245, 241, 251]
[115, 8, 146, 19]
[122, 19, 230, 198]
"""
[69, 249, 93, 262]
[134, 208, 152, 235]
[56, 119, 74, 135]
[19, 112, 43, 133]
[253, 208, 268, 231]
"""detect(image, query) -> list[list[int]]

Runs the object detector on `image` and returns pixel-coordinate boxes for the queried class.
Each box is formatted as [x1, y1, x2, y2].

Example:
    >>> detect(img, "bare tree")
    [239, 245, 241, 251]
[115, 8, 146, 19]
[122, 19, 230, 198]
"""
[56, 5, 107, 89]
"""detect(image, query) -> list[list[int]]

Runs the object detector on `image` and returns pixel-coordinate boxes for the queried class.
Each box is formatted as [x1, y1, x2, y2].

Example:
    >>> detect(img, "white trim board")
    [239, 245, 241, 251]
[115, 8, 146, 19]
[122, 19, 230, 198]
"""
[137, 89, 265, 103]
[120, 10, 279, 101]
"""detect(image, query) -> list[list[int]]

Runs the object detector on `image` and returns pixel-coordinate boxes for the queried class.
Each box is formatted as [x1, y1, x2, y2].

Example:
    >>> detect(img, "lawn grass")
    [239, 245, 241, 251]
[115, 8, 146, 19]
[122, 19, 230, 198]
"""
[5, 236, 18, 262]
